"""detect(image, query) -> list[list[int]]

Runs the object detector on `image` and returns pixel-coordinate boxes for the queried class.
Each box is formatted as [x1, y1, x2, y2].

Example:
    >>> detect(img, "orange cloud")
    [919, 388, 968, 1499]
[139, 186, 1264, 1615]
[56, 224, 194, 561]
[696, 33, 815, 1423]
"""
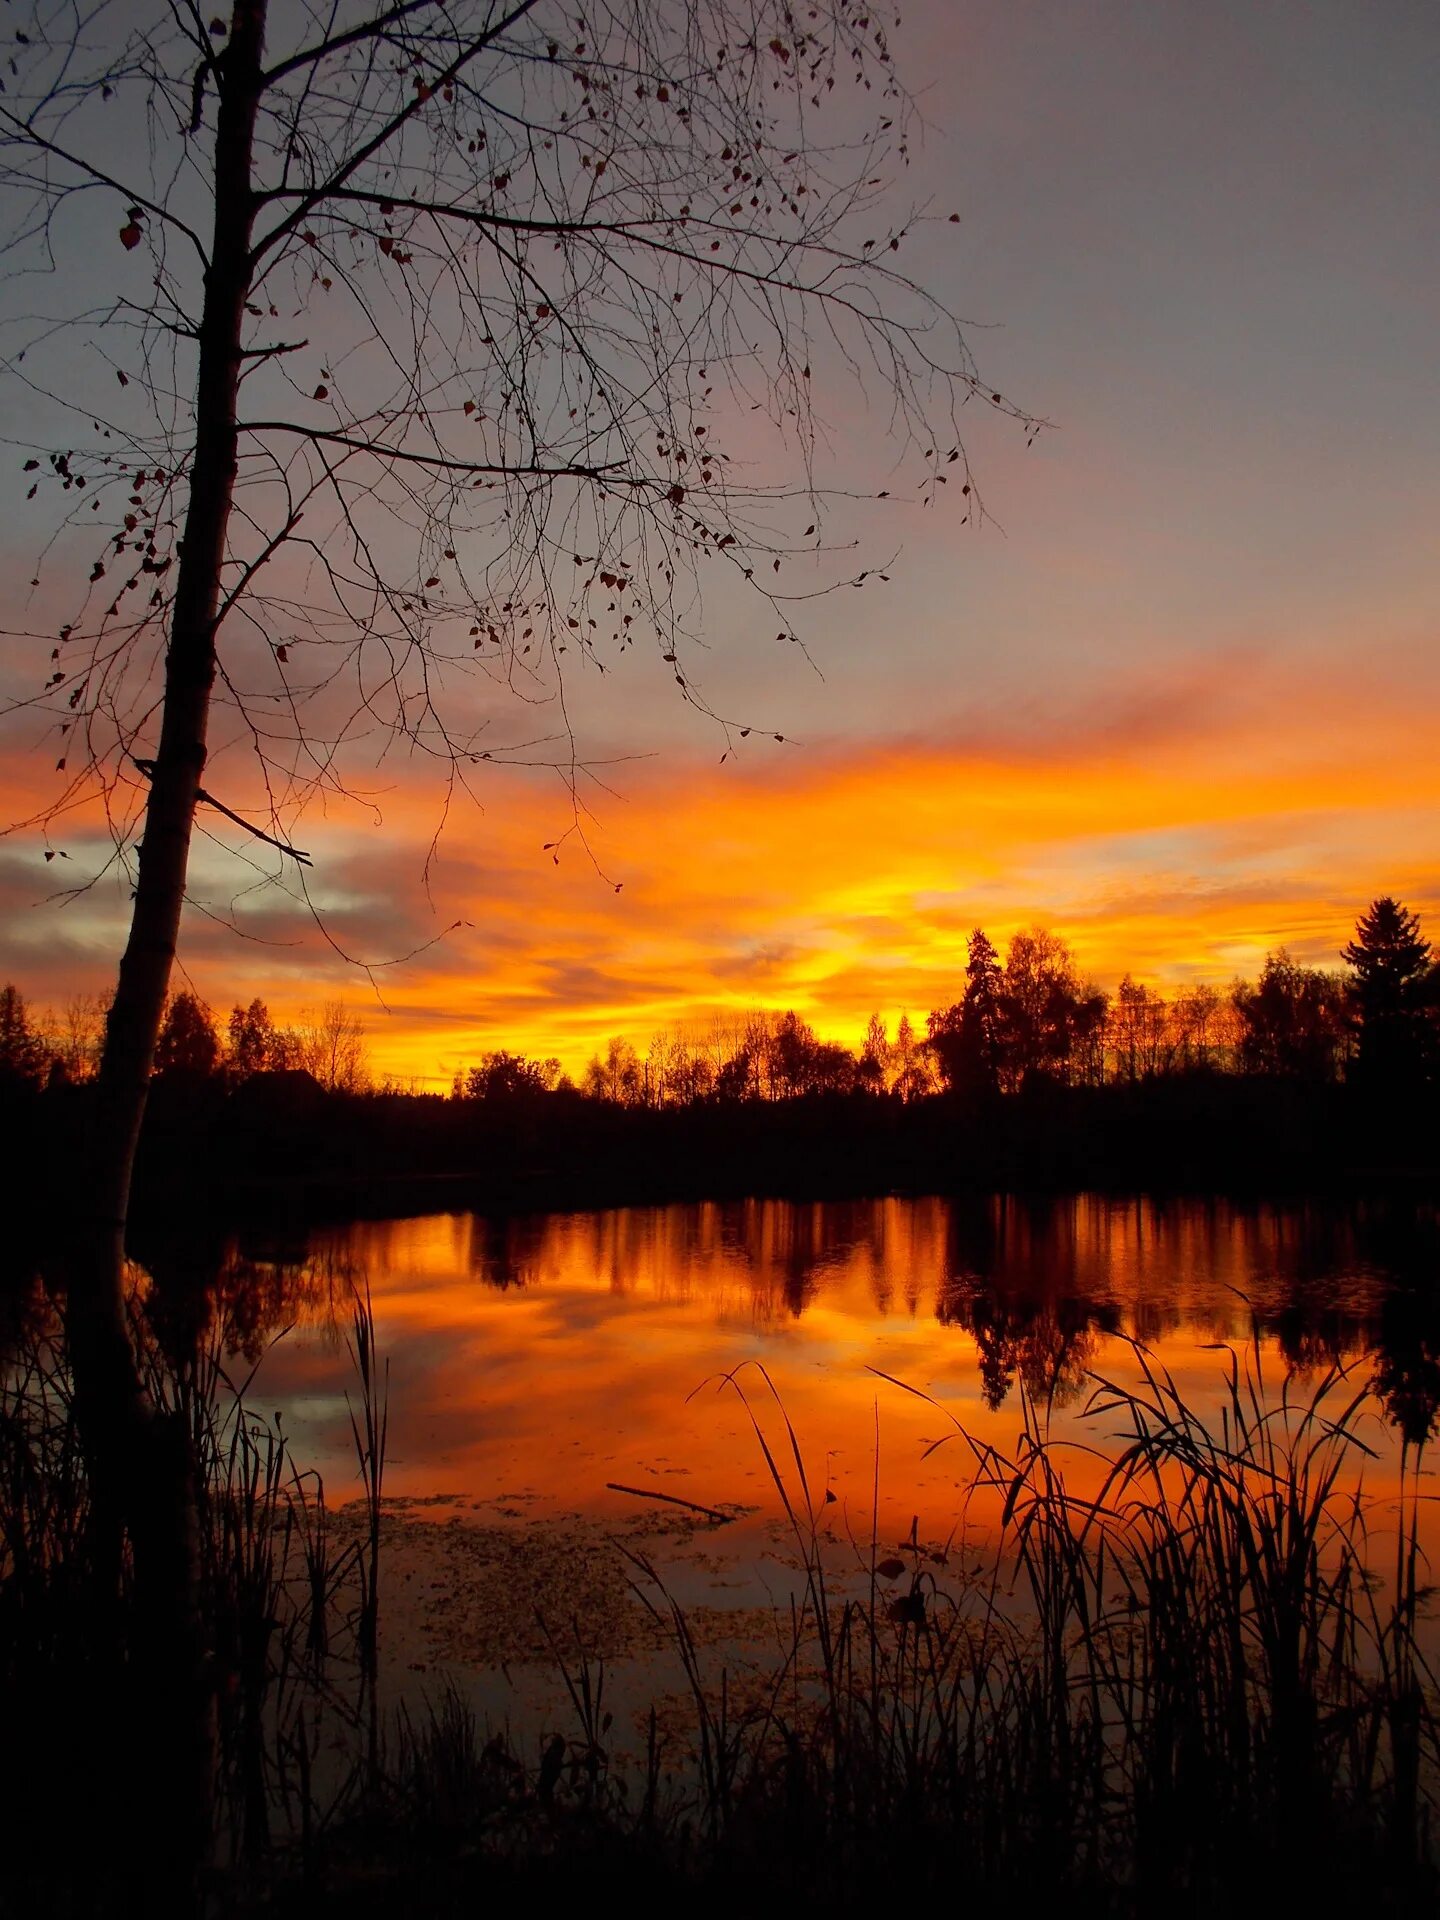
[2, 651, 1437, 1084]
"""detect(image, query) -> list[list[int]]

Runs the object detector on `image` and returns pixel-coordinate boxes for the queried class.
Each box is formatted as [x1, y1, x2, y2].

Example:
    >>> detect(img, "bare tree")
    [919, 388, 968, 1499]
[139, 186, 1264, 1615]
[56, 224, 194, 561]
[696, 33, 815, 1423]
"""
[294, 994, 369, 1089]
[0, 0, 1036, 1884]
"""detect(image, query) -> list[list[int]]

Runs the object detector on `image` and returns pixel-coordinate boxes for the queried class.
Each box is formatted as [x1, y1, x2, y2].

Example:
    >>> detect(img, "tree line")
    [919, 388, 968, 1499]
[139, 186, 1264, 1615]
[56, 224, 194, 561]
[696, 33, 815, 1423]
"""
[0, 987, 371, 1094]
[2, 897, 1432, 1112]
[571, 898, 1437, 1107]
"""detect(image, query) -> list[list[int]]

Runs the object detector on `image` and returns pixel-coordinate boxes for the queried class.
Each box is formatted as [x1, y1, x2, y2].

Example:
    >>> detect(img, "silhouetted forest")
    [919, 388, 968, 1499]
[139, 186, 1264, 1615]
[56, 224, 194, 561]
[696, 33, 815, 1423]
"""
[4, 898, 1438, 1225]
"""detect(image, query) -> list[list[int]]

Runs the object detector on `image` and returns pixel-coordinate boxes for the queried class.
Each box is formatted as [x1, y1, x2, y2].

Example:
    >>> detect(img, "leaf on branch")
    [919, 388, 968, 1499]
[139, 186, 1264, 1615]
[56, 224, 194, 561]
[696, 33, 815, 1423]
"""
[118, 223, 142, 250]
[313, 384, 328, 400]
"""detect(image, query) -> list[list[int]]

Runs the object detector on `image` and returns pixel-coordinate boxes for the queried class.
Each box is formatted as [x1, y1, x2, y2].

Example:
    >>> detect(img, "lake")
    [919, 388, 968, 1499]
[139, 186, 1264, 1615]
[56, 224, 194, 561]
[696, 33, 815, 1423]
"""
[189, 1191, 1438, 1695]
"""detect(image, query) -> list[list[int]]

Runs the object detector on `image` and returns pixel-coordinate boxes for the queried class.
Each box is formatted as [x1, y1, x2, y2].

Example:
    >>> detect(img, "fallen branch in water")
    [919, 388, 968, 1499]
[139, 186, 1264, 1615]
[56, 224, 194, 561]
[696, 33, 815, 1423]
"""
[606, 1482, 733, 1525]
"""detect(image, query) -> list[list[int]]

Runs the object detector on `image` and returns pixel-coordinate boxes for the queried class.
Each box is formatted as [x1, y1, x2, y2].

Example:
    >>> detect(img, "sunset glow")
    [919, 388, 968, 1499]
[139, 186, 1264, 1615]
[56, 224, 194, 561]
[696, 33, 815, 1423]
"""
[5, 652, 1437, 1083]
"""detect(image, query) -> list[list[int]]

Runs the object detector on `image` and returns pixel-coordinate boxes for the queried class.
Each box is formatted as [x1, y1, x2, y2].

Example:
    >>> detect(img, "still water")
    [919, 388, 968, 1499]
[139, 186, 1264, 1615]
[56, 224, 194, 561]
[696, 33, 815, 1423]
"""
[220, 1192, 1438, 1575]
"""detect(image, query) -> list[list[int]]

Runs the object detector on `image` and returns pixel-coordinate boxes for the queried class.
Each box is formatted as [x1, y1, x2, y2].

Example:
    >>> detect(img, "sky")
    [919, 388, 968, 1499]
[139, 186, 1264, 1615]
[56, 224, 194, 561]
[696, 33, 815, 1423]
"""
[1, 0, 1436, 1084]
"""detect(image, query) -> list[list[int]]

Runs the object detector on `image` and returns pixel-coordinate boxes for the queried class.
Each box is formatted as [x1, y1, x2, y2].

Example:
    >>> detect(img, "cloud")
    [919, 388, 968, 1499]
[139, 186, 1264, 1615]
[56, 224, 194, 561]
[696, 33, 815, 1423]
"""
[1, 649, 1437, 1080]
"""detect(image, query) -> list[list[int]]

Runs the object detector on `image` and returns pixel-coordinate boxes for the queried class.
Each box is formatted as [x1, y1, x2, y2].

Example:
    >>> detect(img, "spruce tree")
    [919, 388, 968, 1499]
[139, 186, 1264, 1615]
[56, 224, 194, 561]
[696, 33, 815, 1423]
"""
[1342, 897, 1436, 1089]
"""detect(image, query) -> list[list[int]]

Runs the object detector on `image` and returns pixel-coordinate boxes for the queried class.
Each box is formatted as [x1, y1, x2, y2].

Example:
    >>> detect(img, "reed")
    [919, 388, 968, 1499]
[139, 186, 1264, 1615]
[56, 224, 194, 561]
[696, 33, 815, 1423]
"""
[0, 1276, 388, 1910]
[345, 1278, 388, 1687]
[619, 1337, 1440, 1907]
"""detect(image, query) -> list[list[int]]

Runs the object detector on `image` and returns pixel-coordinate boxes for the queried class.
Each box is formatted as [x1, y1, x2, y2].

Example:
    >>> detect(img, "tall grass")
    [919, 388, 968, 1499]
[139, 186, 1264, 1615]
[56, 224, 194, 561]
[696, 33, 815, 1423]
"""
[368, 1342, 1440, 1910]
[0, 1278, 385, 1912]
[591, 1341, 1438, 1910]
[345, 1279, 388, 1687]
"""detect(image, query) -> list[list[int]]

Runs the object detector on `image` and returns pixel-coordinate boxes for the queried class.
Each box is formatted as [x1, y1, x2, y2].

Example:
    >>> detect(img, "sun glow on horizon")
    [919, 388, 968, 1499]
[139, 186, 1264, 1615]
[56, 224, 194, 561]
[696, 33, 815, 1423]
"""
[4, 655, 1437, 1089]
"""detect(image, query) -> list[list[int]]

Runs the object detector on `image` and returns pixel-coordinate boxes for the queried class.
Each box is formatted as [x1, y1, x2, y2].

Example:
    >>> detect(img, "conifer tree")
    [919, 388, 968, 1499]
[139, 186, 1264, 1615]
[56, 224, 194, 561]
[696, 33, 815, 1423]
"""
[1342, 897, 1436, 1089]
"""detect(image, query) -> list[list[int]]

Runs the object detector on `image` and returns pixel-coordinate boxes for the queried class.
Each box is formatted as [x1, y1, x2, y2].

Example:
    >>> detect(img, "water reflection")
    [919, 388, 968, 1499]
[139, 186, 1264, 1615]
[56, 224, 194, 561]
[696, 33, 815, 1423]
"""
[75, 1195, 1433, 1531]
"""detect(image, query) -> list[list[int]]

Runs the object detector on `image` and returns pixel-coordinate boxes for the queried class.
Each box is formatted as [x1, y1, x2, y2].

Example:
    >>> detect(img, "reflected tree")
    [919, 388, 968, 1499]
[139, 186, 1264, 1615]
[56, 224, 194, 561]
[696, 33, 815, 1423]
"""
[1371, 1288, 1440, 1449]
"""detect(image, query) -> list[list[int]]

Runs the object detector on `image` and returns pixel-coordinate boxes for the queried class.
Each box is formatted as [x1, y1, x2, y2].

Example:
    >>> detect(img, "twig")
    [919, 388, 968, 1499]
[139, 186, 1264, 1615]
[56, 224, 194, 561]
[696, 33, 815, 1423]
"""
[606, 1482, 733, 1525]
[133, 757, 312, 864]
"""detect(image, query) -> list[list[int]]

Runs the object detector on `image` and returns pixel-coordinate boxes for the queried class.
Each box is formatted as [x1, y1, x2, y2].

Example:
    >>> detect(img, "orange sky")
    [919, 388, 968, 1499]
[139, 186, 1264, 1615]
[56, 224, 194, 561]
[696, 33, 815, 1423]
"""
[5, 644, 1434, 1085]
[279, 664, 1440, 1083]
